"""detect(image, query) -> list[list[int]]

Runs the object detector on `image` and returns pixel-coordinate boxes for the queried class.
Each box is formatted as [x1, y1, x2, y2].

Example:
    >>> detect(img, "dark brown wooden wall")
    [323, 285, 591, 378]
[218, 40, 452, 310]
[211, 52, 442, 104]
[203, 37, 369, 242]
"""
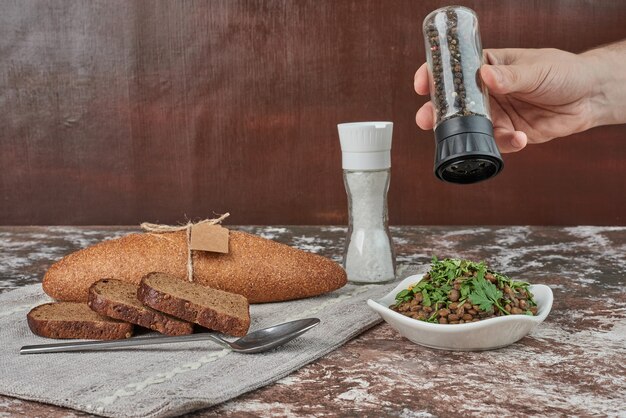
[1, 0, 625, 226]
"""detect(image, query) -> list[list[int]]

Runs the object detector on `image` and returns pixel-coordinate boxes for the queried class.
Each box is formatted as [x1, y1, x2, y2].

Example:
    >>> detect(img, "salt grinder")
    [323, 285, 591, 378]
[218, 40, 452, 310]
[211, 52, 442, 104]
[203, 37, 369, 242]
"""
[338, 122, 396, 284]
[423, 6, 504, 184]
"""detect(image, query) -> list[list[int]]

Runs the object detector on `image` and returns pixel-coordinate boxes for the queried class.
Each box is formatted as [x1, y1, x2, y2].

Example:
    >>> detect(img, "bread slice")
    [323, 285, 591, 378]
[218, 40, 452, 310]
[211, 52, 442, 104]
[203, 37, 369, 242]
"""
[42, 230, 347, 303]
[27, 302, 133, 340]
[138, 272, 250, 337]
[88, 279, 194, 336]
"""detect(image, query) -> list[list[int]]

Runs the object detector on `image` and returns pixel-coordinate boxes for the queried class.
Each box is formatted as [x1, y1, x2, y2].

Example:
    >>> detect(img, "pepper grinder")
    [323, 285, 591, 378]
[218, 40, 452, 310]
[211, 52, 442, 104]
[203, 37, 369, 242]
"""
[338, 121, 396, 284]
[423, 6, 504, 184]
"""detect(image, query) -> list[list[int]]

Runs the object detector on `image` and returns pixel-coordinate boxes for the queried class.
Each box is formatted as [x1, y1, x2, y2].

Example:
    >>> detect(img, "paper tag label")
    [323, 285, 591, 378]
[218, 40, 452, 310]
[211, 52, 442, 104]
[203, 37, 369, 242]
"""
[189, 224, 229, 253]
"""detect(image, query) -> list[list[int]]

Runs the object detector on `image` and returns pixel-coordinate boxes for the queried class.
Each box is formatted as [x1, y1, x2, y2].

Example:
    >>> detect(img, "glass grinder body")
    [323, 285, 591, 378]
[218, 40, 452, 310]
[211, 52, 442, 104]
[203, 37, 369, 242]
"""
[423, 6, 504, 184]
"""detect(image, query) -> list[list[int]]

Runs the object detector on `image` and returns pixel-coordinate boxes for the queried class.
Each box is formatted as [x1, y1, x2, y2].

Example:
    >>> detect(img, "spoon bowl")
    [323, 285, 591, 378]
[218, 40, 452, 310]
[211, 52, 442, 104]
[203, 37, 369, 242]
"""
[225, 318, 321, 353]
[20, 318, 321, 355]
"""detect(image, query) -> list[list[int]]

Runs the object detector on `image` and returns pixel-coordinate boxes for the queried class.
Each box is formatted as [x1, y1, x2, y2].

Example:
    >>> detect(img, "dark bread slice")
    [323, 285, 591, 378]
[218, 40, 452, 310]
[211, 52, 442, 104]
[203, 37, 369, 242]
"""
[138, 272, 250, 337]
[27, 302, 133, 340]
[88, 279, 194, 336]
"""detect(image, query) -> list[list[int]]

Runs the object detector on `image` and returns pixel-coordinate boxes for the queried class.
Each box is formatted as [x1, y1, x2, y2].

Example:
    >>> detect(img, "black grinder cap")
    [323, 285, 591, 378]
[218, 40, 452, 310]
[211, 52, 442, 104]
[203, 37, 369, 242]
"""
[434, 115, 504, 184]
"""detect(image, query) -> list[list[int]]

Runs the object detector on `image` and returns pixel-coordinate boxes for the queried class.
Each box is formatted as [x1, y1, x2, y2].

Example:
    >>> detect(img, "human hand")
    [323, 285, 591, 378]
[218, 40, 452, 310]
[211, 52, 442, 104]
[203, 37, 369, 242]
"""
[414, 47, 619, 153]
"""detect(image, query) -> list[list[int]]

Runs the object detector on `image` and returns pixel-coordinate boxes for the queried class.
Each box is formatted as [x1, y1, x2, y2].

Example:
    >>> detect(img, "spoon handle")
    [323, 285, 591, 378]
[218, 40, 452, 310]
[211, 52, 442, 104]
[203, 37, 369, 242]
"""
[20, 333, 231, 354]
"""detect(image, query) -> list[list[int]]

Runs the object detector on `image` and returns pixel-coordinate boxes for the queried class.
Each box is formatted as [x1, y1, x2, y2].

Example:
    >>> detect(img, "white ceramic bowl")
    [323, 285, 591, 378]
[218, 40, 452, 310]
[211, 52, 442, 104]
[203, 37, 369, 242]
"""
[367, 272, 553, 351]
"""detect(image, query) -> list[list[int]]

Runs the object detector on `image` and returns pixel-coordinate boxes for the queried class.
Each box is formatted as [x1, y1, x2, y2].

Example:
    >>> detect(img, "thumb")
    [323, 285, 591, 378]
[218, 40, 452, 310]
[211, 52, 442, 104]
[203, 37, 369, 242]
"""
[481, 64, 538, 95]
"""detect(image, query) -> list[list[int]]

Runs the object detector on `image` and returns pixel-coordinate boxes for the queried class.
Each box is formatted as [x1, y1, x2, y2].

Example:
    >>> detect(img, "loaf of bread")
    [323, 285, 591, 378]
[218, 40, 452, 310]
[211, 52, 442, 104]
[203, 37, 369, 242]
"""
[27, 302, 133, 340]
[88, 279, 194, 336]
[43, 230, 347, 303]
[138, 272, 250, 337]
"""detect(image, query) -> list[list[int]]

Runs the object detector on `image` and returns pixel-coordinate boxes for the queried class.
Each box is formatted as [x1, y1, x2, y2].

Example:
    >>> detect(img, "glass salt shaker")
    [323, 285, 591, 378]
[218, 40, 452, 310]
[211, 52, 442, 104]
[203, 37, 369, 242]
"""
[337, 122, 396, 284]
[423, 6, 504, 184]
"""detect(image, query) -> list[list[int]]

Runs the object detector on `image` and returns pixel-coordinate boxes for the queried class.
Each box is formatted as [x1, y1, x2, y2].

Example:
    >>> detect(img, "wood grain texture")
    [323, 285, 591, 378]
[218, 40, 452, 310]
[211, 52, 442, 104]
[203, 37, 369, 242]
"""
[0, 0, 625, 225]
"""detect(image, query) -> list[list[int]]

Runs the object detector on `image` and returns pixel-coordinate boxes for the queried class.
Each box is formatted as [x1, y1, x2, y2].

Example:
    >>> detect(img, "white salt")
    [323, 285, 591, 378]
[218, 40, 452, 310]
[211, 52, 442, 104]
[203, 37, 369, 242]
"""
[343, 170, 395, 283]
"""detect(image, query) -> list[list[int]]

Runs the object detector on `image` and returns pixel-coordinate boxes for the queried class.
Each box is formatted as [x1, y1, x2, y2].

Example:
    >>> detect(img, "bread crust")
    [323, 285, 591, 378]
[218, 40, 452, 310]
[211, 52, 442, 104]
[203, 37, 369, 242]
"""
[43, 230, 347, 303]
[27, 302, 133, 340]
[138, 273, 250, 337]
[88, 279, 194, 336]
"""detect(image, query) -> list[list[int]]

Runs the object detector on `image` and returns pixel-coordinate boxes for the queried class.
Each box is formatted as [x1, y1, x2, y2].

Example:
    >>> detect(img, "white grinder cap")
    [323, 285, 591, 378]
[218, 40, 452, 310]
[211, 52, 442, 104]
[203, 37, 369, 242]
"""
[338, 122, 393, 170]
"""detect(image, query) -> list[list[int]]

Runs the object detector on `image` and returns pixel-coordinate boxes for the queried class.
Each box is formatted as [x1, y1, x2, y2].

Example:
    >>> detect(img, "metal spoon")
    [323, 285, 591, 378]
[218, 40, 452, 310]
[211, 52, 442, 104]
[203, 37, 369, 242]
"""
[20, 318, 320, 355]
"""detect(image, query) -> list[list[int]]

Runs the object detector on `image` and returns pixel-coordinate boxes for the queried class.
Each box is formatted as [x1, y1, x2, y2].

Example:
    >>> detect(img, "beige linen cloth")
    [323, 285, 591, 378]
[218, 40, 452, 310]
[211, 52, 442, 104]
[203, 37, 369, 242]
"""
[0, 271, 412, 418]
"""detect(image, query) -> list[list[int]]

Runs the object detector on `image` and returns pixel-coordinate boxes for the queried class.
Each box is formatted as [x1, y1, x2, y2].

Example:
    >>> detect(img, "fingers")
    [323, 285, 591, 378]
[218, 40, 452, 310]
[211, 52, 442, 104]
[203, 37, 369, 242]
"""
[414, 53, 530, 150]
[414, 63, 433, 130]
[489, 97, 528, 153]
[493, 127, 528, 153]
[483, 49, 527, 65]
[415, 101, 435, 130]
[414, 62, 430, 95]
[480, 64, 539, 95]
[482, 48, 544, 95]
[416, 96, 528, 153]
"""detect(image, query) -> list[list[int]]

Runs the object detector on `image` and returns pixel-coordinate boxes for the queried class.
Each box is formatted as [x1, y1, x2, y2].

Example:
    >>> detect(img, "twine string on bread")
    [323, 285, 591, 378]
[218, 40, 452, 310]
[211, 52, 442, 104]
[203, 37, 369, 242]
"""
[140, 213, 230, 282]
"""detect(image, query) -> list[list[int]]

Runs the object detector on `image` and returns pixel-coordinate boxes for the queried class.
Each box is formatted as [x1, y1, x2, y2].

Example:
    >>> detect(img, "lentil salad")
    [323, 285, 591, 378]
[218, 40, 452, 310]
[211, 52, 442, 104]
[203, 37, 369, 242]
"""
[391, 257, 538, 324]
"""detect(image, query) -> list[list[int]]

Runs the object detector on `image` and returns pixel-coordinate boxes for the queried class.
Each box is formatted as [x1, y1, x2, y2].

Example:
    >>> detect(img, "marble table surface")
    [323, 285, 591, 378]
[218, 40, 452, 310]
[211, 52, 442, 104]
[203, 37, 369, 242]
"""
[0, 225, 625, 417]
